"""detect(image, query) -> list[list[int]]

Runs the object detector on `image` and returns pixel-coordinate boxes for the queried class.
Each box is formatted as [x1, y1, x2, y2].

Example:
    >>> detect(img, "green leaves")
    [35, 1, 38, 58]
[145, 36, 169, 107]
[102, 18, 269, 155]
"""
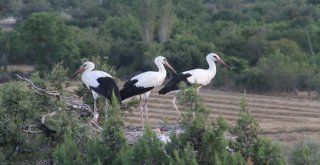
[20, 12, 80, 71]
[54, 128, 84, 165]
[232, 95, 260, 159]
[251, 137, 286, 165]
[290, 140, 320, 165]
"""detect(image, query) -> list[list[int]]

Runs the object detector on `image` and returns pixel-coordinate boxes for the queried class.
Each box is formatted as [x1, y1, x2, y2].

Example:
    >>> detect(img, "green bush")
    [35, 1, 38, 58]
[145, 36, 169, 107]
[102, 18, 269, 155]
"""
[165, 86, 246, 164]
[200, 117, 246, 165]
[169, 143, 198, 165]
[100, 97, 128, 164]
[54, 127, 84, 165]
[231, 95, 260, 159]
[290, 140, 320, 165]
[0, 81, 58, 163]
[240, 50, 314, 92]
[251, 137, 286, 165]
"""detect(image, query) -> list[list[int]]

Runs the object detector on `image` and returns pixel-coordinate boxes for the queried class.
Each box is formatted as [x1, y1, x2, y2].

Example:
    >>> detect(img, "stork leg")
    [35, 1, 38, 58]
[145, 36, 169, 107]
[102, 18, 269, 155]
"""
[196, 87, 201, 94]
[139, 95, 144, 129]
[172, 96, 180, 116]
[105, 99, 109, 119]
[193, 87, 201, 118]
[92, 111, 99, 124]
[91, 99, 99, 124]
[93, 99, 98, 112]
[143, 91, 151, 121]
[91, 91, 99, 124]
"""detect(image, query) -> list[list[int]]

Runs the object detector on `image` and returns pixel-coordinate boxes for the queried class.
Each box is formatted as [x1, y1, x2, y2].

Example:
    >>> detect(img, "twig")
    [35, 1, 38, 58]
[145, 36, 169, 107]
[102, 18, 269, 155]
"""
[15, 74, 106, 134]
[90, 121, 103, 131]
[41, 108, 61, 124]
[15, 74, 60, 98]
[22, 130, 42, 134]
[15, 74, 91, 112]
[20, 125, 42, 134]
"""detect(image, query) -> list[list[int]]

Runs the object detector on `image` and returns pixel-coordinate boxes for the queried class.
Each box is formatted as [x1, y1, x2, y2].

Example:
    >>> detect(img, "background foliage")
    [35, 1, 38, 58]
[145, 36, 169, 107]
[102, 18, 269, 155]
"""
[0, 0, 319, 92]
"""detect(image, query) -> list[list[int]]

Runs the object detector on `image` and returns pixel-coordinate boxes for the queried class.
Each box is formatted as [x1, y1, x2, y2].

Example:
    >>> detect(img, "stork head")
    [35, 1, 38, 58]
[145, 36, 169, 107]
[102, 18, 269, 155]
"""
[207, 53, 231, 69]
[71, 61, 95, 78]
[155, 56, 177, 74]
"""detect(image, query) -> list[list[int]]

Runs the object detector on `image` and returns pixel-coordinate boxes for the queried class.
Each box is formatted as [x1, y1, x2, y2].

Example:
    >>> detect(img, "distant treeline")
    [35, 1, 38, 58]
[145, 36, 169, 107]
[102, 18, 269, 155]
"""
[0, 0, 320, 92]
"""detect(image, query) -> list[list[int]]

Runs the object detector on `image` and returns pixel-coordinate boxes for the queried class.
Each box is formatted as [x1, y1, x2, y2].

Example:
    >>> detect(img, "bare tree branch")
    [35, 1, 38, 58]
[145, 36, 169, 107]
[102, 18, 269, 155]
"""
[20, 125, 42, 134]
[14, 74, 107, 133]
[14, 74, 92, 112]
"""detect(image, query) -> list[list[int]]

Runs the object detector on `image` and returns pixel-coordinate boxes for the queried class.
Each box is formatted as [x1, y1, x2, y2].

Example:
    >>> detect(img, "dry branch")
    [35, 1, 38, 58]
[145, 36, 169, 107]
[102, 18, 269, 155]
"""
[15, 74, 92, 112]
[20, 125, 42, 134]
[15, 74, 105, 133]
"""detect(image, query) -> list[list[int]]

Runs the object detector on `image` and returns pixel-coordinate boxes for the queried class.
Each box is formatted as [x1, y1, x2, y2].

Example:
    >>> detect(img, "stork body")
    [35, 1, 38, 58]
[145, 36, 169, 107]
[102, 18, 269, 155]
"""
[159, 53, 229, 115]
[71, 62, 121, 123]
[120, 56, 176, 128]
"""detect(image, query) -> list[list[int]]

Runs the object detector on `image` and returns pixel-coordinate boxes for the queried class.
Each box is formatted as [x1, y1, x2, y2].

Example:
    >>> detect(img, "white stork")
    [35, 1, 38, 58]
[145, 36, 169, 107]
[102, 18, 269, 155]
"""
[158, 53, 230, 115]
[120, 56, 176, 128]
[71, 61, 121, 123]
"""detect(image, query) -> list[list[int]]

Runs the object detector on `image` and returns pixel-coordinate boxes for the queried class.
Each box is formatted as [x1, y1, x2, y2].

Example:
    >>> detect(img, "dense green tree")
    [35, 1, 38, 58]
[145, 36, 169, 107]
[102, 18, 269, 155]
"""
[74, 27, 112, 59]
[20, 12, 80, 71]
[100, 16, 141, 41]
[0, 31, 28, 65]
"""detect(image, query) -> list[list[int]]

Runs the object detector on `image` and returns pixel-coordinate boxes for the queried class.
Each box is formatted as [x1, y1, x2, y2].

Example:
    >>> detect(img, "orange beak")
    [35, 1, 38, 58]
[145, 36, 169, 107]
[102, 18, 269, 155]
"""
[164, 62, 177, 75]
[217, 59, 231, 69]
[71, 67, 85, 78]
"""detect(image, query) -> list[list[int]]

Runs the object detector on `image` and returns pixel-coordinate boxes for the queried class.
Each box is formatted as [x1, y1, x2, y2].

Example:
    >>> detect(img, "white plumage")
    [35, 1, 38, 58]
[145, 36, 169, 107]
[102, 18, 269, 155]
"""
[82, 70, 112, 89]
[71, 61, 121, 123]
[120, 56, 176, 128]
[183, 69, 216, 86]
[130, 70, 167, 88]
[159, 53, 230, 115]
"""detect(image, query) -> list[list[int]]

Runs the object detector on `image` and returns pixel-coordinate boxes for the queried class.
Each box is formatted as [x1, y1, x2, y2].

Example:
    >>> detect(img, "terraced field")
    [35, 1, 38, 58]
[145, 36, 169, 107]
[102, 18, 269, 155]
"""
[124, 88, 320, 142]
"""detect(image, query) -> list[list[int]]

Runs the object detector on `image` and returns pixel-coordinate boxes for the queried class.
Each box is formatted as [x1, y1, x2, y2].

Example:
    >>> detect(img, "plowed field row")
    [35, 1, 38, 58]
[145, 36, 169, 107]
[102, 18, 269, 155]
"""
[124, 88, 320, 142]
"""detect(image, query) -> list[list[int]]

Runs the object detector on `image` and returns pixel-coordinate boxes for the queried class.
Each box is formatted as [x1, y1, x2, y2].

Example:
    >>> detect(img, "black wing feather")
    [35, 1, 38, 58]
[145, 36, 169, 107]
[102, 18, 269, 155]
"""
[120, 79, 154, 100]
[158, 73, 192, 95]
[90, 77, 121, 105]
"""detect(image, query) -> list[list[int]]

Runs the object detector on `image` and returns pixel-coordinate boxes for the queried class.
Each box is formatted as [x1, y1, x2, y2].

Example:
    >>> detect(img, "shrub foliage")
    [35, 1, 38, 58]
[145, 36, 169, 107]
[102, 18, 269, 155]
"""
[0, 67, 288, 164]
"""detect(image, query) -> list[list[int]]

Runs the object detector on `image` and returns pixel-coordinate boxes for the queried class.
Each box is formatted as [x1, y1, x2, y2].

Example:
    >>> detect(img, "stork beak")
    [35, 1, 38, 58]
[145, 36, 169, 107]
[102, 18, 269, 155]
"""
[164, 62, 177, 75]
[71, 67, 85, 78]
[217, 59, 231, 69]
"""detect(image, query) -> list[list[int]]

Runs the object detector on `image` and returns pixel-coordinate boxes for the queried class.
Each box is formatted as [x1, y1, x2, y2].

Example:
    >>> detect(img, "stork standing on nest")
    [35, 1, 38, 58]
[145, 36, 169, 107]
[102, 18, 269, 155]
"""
[120, 56, 176, 128]
[71, 61, 121, 123]
[159, 53, 230, 116]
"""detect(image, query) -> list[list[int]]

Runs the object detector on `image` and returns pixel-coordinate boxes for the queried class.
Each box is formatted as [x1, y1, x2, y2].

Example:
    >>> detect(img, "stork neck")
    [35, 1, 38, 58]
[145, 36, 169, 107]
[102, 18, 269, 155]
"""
[208, 60, 217, 72]
[156, 61, 166, 74]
